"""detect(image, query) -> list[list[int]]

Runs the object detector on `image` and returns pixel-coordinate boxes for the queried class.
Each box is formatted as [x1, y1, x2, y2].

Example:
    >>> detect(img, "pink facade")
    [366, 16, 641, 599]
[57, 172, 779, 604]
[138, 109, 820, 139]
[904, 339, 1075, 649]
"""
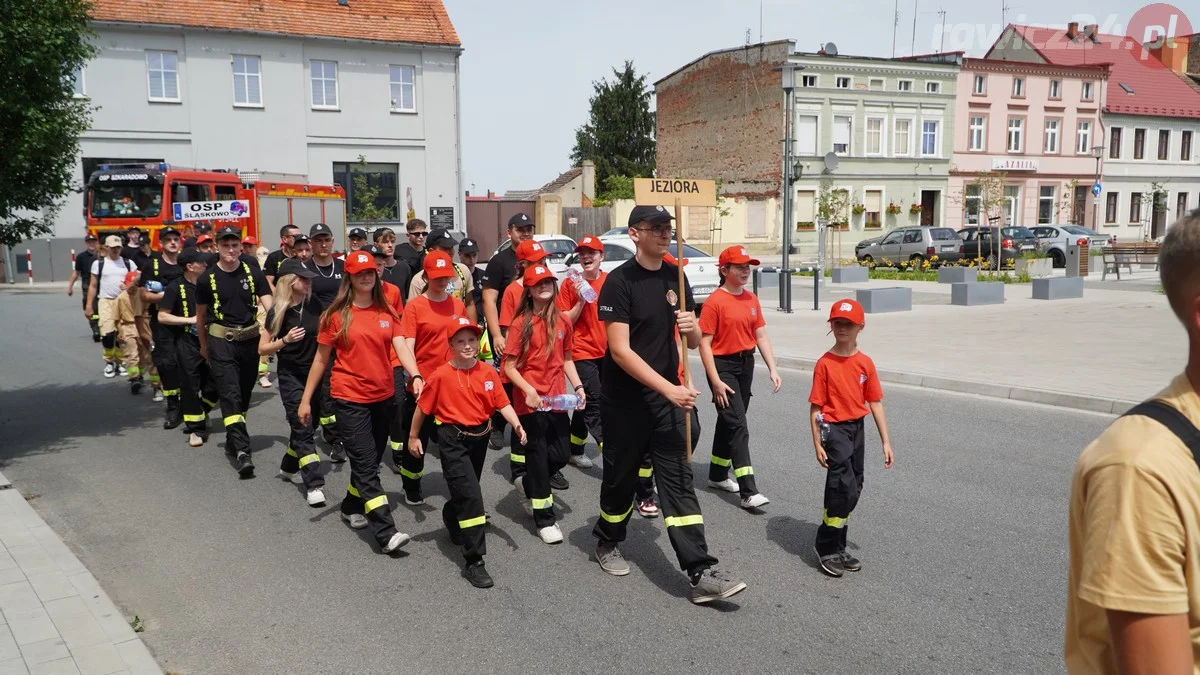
[948, 58, 1110, 230]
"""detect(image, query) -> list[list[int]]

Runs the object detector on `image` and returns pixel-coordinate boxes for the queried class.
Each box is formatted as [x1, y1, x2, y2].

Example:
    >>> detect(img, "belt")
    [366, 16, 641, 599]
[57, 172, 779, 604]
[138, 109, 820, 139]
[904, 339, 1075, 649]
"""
[715, 349, 756, 360]
[208, 323, 260, 342]
[447, 421, 492, 438]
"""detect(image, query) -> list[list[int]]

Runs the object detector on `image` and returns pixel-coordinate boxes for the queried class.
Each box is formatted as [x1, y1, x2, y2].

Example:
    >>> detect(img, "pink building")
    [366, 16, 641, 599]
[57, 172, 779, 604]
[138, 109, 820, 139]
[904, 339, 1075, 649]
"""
[948, 58, 1111, 230]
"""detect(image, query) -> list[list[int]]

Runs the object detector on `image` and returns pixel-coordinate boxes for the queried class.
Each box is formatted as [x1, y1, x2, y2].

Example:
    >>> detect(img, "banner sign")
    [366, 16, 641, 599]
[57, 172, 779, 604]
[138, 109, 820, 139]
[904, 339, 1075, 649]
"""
[172, 200, 250, 221]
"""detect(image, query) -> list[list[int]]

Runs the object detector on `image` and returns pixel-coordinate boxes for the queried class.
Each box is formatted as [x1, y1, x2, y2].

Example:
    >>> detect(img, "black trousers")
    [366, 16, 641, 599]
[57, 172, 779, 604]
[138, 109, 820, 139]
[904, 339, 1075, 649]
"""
[569, 358, 604, 455]
[207, 335, 259, 457]
[82, 291, 100, 338]
[815, 417, 866, 556]
[436, 424, 489, 563]
[151, 323, 182, 410]
[518, 412, 570, 528]
[397, 389, 437, 495]
[504, 383, 526, 481]
[388, 367, 407, 468]
[175, 333, 218, 435]
[317, 349, 340, 444]
[336, 398, 399, 547]
[707, 351, 758, 497]
[594, 401, 716, 574]
[277, 367, 323, 489]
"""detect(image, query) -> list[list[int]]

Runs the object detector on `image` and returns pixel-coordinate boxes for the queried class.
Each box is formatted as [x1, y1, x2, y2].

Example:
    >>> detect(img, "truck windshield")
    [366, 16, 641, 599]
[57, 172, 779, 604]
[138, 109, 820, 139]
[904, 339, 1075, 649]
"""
[89, 183, 163, 218]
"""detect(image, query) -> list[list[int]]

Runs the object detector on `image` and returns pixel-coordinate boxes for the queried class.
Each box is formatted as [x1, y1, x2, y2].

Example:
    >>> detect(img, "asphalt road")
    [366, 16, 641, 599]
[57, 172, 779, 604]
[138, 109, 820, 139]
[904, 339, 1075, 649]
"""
[0, 289, 1111, 674]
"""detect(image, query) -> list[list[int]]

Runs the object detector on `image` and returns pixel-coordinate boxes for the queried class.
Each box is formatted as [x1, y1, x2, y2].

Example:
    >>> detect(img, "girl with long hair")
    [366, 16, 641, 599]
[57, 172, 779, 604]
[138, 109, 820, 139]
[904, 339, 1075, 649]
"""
[259, 259, 326, 508]
[504, 264, 584, 545]
[299, 250, 412, 555]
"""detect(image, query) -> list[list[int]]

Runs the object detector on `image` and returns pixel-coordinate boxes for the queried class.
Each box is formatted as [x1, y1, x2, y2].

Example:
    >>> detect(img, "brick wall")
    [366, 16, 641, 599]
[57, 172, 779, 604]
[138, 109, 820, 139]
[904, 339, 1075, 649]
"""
[655, 41, 791, 199]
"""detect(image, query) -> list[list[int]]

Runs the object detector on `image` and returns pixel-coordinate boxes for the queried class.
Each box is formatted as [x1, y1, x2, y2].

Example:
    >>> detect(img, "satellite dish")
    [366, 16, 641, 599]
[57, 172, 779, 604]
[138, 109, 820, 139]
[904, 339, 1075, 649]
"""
[823, 152, 840, 173]
[824, 42, 839, 56]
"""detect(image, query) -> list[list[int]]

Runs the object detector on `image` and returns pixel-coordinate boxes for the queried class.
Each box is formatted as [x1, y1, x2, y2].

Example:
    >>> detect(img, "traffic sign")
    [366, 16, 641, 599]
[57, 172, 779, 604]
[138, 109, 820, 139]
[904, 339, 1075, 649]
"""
[1092, 183, 1102, 196]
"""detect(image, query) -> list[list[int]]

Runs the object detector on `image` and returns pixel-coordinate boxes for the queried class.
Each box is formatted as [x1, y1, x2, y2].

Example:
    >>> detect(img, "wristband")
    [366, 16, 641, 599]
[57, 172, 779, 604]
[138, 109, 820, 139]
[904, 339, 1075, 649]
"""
[574, 385, 584, 392]
[411, 375, 424, 382]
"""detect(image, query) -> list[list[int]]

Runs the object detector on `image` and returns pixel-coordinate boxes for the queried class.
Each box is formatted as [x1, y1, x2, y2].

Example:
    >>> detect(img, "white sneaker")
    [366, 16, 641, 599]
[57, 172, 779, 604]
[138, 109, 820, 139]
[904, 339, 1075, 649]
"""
[383, 531, 411, 553]
[152, 390, 164, 402]
[740, 493, 770, 509]
[514, 477, 533, 516]
[118, 364, 128, 377]
[569, 454, 594, 469]
[259, 375, 272, 389]
[341, 512, 368, 530]
[708, 478, 739, 493]
[188, 433, 204, 447]
[306, 488, 326, 507]
[278, 470, 302, 485]
[103, 363, 117, 379]
[537, 524, 563, 544]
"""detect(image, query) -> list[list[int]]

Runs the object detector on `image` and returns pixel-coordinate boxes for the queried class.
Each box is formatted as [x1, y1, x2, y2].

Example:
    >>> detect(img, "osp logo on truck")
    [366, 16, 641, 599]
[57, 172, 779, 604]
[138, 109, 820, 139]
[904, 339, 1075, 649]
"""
[172, 200, 250, 221]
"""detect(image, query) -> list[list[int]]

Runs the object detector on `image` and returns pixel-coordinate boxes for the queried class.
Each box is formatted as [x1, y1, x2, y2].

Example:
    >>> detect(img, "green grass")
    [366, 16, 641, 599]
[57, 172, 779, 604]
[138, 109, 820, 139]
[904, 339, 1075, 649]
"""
[796, 267, 1032, 283]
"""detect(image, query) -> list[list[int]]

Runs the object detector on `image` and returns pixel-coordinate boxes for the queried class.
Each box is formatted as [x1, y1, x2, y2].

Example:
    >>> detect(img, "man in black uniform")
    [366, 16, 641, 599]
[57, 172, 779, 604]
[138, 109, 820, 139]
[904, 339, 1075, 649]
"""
[196, 226, 272, 478]
[122, 227, 152, 269]
[140, 226, 185, 424]
[374, 227, 412, 301]
[395, 218, 428, 277]
[459, 237, 485, 330]
[592, 205, 747, 605]
[482, 213, 534, 448]
[347, 227, 368, 252]
[264, 223, 301, 289]
[183, 222, 213, 249]
[303, 222, 347, 463]
[158, 247, 219, 447]
[67, 234, 101, 341]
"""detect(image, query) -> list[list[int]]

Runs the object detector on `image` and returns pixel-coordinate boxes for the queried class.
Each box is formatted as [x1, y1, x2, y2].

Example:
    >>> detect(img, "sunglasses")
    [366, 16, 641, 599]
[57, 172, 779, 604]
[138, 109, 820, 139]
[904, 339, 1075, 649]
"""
[409, 231, 428, 238]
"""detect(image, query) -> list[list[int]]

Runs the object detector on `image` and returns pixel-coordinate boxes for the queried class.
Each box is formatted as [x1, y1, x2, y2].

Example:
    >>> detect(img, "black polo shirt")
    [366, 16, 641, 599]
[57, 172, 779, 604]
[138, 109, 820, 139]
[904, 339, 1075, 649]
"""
[263, 249, 289, 279]
[470, 266, 485, 324]
[196, 261, 269, 327]
[265, 296, 323, 373]
[74, 250, 98, 291]
[303, 257, 344, 306]
[482, 245, 518, 294]
[140, 253, 183, 330]
[159, 277, 199, 337]
[598, 257, 695, 408]
[395, 244, 424, 278]
[123, 245, 151, 269]
[381, 260, 413, 302]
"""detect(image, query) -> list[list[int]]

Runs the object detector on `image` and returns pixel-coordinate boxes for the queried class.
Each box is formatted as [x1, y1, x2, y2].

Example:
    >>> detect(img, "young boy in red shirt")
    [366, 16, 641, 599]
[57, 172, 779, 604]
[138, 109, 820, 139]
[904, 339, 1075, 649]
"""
[807, 298, 895, 578]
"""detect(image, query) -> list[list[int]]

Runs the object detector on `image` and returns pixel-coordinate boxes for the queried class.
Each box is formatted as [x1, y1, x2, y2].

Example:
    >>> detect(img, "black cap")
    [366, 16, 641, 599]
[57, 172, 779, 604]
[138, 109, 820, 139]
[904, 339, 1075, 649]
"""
[372, 227, 395, 242]
[194, 222, 213, 233]
[362, 244, 386, 258]
[458, 237, 479, 254]
[84, 234, 98, 242]
[348, 227, 367, 240]
[216, 225, 242, 241]
[160, 226, 181, 239]
[309, 223, 332, 237]
[292, 233, 310, 245]
[508, 213, 534, 228]
[278, 258, 317, 279]
[177, 247, 206, 265]
[427, 227, 457, 250]
[627, 205, 676, 227]
[126, 226, 142, 233]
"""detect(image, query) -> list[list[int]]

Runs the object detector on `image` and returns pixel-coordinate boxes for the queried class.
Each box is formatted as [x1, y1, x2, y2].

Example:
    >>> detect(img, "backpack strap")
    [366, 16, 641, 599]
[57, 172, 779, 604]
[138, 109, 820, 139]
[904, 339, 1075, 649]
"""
[1124, 400, 1200, 467]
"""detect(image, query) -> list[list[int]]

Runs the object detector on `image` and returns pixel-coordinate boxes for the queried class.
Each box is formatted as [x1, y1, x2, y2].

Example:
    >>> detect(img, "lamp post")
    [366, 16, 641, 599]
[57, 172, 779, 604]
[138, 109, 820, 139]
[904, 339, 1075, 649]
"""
[778, 62, 806, 313]
[1091, 144, 1104, 230]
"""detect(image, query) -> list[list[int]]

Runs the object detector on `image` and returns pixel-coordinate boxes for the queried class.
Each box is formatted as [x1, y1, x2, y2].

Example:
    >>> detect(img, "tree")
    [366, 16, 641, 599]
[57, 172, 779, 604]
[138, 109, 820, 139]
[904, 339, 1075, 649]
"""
[955, 172, 1007, 268]
[591, 175, 634, 207]
[347, 155, 395, 226]
[0, 0, 97, 246]
[570, 61, 655, 189]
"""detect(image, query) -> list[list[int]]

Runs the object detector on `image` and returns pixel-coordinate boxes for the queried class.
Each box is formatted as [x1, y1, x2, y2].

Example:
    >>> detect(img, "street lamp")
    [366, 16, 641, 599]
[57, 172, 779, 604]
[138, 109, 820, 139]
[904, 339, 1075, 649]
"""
[1091, 144, 1104, 230]
[778, 62, 806, 313]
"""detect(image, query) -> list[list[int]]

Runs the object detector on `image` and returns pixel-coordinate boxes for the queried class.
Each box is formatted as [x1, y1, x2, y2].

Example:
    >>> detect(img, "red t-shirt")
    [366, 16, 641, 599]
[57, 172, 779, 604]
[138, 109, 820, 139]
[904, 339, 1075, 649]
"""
[807, 350, 883, 423]
[418, 361, 511, 426]
[556, 271, 607, 361]
[698, 287, 765, 356]
[503, 312, 574, 415]
[399, 294, 467, 384]
[318, 304, 402, 404]
[498, 280, 524, 329]
[383, 281, 405, 368]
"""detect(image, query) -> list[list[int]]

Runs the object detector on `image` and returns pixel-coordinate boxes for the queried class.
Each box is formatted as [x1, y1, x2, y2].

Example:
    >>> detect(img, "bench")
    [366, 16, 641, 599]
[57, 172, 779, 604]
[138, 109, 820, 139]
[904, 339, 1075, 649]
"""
[1101, 244, 1159, 280]
[856, 286, 912, 313]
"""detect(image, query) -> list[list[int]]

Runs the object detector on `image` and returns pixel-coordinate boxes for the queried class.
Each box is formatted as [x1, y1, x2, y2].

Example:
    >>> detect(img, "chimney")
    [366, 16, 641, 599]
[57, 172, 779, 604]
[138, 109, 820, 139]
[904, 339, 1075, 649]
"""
[581, 160, 596, 202]
[488, 190, 495, 199]
[1084, 23, 1099, 42]
[1066, 22, 1079, 39]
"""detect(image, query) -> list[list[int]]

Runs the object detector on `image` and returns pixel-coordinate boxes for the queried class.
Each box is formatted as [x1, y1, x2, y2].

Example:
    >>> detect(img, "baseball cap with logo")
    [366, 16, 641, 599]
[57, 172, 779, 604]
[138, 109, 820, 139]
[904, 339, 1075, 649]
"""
[516, 239, 548, 262]
[344, 250, 375, 275]
[458, 237, 479, 254]
[828, 298, 865, 325]
[309, 223, 333, 238]
[575, 235, 604, 253]
[123, 270, 140, 286]
[277, 258, 316, 279]
[194, 223, 214, 234]
[628, 205, 675, 227]
[160, 226, 181, 239]
[508, 213, 534, 229]
[424, 250, 456, 279]
[195, 234, 214, 245]
[85, 234, 98, 242]
[523, 264, 556, 287]
[216, 225, 242, 241]
[448, 316, 484, 340]
[177, 247, 206, 266]
[348, 227, 368, 240]
[363, 244, 386, 258]
[427, 227, 458, 250]
[292, 233, 310, 245]
[718, 245, 760, 266]
[104, 235, 123, 248]
[242, 236, 258, 246]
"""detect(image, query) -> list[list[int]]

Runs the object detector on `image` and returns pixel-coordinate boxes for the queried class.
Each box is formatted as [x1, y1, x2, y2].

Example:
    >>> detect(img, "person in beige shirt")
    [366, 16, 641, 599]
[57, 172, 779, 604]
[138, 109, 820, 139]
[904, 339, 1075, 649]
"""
[1066, 211, 1200, 675]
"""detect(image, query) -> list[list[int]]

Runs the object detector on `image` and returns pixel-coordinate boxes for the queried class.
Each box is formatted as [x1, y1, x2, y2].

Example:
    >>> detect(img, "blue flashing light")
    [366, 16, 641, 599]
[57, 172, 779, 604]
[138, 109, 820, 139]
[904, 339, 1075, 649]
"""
[158, 163, 168, 171]
[99, 164, 111, 171]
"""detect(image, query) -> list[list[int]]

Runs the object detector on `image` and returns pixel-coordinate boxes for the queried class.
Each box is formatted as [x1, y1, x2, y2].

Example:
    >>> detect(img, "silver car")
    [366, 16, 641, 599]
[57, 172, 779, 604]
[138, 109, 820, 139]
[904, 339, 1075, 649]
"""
[1030, 225, 1112, 268]
[855, 227, 964, 266]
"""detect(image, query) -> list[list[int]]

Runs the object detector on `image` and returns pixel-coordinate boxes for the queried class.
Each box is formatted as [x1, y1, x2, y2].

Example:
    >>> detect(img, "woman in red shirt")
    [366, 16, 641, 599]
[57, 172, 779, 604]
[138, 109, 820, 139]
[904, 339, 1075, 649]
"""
[698, 246, 782, 510]
[298, 250, 411, 555]
[504, 264, 585, 545]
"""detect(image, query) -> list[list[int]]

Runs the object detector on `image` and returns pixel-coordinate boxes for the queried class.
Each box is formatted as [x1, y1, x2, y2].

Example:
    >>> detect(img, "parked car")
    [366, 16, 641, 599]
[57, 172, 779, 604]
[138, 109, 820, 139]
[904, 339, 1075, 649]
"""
[1030, 225, 1113, 267]
[567, 239, 721, 306]
[490, 233, 577, 274]
[958, 226, 1041, 269]
[854, 227, 964, 266]
[600, 227, 629, 238]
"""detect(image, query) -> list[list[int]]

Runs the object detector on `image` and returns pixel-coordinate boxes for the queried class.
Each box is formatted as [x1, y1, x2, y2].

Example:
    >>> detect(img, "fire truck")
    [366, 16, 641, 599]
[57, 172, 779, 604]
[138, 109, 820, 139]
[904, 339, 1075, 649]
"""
[85, 163, 347, 249]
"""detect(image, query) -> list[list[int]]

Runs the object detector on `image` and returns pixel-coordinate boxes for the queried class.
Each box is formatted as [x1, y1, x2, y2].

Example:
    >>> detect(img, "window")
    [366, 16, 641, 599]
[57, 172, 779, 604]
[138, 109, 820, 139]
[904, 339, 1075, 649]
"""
[1105, 193, 1119, 223]
[972, 74, 986, 94]
[1158, 130, 1171, 161]
[1082, 81, 1094, 101]
[1049, 79, 1061, 99]
[310, 60, 339, 109]
[832, 115, 852, 155]
[897, 79, 913, 92]
[1012, 77, 1025, 97]
[920, 120, 940, 156]
[1076, 121, 1092, 154]
[1134, 128, 1146, 159]
[1182, 130, 1193, 161]
[215, 185, 238, 201]
[1044, 119, 1060, 153]
[964, 184, 981, 225]
[881, 230, 904, 245]
[925, 81, 941, 94]
[1109, 127, 1122, 159]
[795, 190, 816, 226]
[747, 200, 767, 236]
[1007, 117, 1024, 152]
[801, 74, 817, 88]
[1130, 192, 1143, 223]
[795, 114, 818, 156]
[835, 76, 851, 89]
[232, 55, 262, 106]
[903, 230, 922, 243]
[332, 162, 399, 221]
[1038, 185, 1056, 224]
[146, 51, 179, 102]
[389, 65, 416, 112]
[1178, 192, 1190, 221]
[893, 118, 912, 156]
[865, 117, 884, 155]
[869, 78, 885, 90]
[864, 189, 883, 227]
[968, 115, 986, 151]
[71, 66, 85, 97]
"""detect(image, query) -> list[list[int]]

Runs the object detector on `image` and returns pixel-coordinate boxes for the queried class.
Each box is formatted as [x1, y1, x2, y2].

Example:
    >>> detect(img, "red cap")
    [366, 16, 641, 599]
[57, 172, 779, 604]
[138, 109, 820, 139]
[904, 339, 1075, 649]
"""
[123, 270, 139, 286]
[516, 239, 548, 262]
[664, 252, 688, 267]
[242, 236, 258, 246]
[424, 250, 456, 279]
[523, 264, 556, 287]
[344, 250, 376, 275]
[195, 234, 213, 245]
[575, 235, 603, 253]
[828, 298, 865, 325]
[718, 245, 760, 266]
[448, 316, 484, 339]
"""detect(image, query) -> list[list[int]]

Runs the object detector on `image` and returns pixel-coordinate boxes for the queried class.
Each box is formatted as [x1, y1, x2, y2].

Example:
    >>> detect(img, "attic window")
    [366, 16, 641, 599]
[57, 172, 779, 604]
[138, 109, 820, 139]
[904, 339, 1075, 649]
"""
[1119, 82, 1135, 95]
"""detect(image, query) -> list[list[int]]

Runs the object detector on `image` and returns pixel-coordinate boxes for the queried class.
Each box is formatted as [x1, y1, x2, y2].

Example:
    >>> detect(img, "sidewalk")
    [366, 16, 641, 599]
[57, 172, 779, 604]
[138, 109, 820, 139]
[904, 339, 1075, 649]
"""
[0, 472, 161, 675]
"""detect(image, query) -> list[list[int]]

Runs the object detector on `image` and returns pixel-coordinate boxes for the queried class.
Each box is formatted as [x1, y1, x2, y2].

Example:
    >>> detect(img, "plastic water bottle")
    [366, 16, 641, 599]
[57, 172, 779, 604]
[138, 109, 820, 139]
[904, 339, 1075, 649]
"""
[145, 280, 164, 293]
[816, 412, 830, 448]
[564, 268, 597, 303]
[539, 394, 582, 411]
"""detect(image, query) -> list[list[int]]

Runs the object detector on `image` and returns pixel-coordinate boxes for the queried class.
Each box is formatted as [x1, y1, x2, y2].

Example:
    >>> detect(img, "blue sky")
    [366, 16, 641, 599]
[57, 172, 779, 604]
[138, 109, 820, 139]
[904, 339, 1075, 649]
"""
[446, 0, 1163, 194]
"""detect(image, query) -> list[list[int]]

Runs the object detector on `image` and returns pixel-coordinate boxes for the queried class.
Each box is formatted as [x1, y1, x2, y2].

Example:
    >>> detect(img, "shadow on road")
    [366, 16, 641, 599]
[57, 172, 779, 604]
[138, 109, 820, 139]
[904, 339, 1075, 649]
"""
[766, 515, 820, 570]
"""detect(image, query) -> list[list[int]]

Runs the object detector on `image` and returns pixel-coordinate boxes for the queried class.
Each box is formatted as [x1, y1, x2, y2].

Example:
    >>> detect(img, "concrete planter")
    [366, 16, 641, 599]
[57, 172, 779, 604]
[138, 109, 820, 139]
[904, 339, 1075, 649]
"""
[1015, 257, 1053, 278]
[937, 266, 977, 284]
[951, 281, 1005, 306]
[856, 286, 912, 313]
[831, 266, 869, 283]
[1032, 276, 1084, 300]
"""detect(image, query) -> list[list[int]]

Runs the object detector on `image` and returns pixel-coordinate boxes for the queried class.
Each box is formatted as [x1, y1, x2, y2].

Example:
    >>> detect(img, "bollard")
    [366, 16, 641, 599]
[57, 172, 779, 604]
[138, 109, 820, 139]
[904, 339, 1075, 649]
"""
[26, 249, 32, 285]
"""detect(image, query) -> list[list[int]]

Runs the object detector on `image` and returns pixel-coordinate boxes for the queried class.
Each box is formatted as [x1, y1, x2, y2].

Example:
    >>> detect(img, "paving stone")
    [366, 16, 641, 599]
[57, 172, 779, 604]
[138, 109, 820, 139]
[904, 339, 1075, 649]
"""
[0, 658, 28, 675]
[25, 574, 74, 605]
[113, 640, 160, 675]
[4, 548, 54, 578]
[26, 657, 80, 675]
[0, 582, 41, 615]
[0, 626, 18, 662]
[17, 638, 69, 667]
[47, 609, 108, 651]
[67, 643, 126, 675]
[21, 534, 84, 578]
[0, 551, 18, 572]
[0, 494, 42, 530]
[0, 571, 25, 589]
[4, 608, 58, 647]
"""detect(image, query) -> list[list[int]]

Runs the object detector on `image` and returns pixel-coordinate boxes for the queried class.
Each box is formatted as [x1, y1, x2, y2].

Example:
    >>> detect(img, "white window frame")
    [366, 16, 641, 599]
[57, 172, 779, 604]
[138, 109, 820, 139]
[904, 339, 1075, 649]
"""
[1044, 119, 1060, 154]
[968, 115, 986, 152]
[1109, 126, 1123, 159]
[231, 54, 262, 108]
[897, 79, 913, 92]
[925, 81, 941, 94]
[1049, 79, 1061, 99]
[1037, 185, 1057, 224]
[145, 50, 180, 103]
[1082, 81, 1095, 101]
[832, 115, 853, 156]
[1007, 117, 1024, 153]
[801, 74, 818, 88]
[389, 64, 416, 113]
[920, 119, 941, 157]
[893, 117, 914, 157]
[1182, 129, 1194, 162]
[865, 115, 886, 156]
[71, 65, 86, 98]
[794, 113, 819, 156]
[1104, 192, 1120, 225]
[972, 74, 986, 95]
[310, 60, 339, 110]
[1076, 120, 1092, 155]
[1012, 77, 1025, 97]
[835, 76, 852, 90]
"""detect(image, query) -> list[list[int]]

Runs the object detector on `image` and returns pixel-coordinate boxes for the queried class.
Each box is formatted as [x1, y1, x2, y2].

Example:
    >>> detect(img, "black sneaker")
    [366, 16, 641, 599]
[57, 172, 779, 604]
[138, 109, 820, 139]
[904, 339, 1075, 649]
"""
[322, 426, 335, 445]
[488, 429, 506, 450]
[550, 470, 569, 491]
[840, 551, 862, 572]
[443, 508, 463, 545]
[130, 376, 143, 395]
[163, 408, 183, 430]
[236, 452, 255, 478]
[464, 561, 494, 589]
[815, 546, 844, 577]
[328, 441, 347, 463]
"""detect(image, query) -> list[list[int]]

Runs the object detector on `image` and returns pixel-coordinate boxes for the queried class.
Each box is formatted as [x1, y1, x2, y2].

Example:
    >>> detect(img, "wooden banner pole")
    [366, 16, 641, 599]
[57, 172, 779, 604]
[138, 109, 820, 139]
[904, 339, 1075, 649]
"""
[675, 196, 693, 462]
